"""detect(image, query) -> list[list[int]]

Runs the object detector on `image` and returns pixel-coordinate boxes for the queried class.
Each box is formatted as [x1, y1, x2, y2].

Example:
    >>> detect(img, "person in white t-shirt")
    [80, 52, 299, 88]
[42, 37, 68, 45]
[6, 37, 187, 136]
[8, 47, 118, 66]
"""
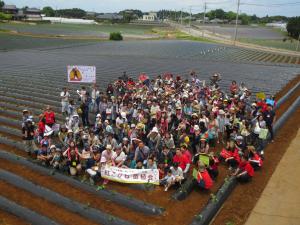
[112, 145, 127, 167]
[60, 87, 70, 116]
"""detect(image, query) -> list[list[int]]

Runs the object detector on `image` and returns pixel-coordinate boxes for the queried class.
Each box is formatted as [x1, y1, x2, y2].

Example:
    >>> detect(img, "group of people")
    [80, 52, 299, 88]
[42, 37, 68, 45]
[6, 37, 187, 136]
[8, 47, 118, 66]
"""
[21, 71, 276, 191]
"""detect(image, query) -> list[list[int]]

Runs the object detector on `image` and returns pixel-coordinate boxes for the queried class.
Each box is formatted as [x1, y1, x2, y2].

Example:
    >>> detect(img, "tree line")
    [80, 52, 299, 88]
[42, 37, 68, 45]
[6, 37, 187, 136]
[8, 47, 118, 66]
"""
[1, 2, 299, 40]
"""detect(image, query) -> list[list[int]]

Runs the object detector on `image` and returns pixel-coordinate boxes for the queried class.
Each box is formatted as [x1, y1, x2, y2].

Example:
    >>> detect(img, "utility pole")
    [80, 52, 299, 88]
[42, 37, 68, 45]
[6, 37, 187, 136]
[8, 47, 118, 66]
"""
[203, 2, 207, 25]
[189, 6, 192, 34]
[180, 9, 183, 25]
[296, 33, 300, 51]
[233, 0, 241, 46]
[203, 2, 207, 37]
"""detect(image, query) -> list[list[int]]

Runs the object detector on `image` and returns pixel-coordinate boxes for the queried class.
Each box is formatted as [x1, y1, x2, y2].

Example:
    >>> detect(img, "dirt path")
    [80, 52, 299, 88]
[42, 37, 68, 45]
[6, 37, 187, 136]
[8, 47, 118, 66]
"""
[245, 128, 300, 225]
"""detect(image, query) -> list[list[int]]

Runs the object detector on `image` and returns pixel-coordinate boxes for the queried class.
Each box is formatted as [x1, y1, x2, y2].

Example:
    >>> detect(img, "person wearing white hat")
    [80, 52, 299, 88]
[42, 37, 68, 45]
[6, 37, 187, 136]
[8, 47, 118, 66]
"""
[217, 109, 226, 144]
[147, 127, 161, 152]
[22, 109, 30, 128]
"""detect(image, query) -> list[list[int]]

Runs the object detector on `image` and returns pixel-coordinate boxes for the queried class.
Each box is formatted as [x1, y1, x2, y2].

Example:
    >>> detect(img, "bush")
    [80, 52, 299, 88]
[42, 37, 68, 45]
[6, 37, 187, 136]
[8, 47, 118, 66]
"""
[287, 17, 300, 39]
[109, 32, 123, 41]
[0, 12, 12, 20]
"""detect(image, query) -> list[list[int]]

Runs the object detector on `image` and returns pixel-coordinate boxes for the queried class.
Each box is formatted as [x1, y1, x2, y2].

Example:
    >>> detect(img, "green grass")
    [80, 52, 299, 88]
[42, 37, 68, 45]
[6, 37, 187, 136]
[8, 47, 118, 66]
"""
[239, 38, 299, 52]
[152, 27, 216, 43]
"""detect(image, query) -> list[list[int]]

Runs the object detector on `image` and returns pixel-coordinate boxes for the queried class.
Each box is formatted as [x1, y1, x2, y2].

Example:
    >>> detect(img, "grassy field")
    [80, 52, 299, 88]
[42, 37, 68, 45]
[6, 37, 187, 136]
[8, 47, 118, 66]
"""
[239, 38, 299, 52]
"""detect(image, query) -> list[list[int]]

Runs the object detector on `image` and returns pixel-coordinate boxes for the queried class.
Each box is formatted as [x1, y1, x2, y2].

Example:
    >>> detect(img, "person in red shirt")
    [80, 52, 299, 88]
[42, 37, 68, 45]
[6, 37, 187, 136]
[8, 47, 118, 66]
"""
[233, 155, 254, 183]
[196, 161, 213, 190]
[37, 114, 46, 142]
[44, 105, 56, 127]
[173, 148, 190, 177]
[180, 144, 192, 163]
[248, 146, 263, 170]
[257, 99, 268, 113]
[220, 140, 240, 169]
[229, 80, 238, 96]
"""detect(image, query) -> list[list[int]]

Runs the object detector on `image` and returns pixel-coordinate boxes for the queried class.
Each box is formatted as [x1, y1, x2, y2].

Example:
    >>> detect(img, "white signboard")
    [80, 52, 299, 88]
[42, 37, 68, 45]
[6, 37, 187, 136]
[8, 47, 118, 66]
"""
[67, 65, 96, 83]
[101, 165, 160, 185]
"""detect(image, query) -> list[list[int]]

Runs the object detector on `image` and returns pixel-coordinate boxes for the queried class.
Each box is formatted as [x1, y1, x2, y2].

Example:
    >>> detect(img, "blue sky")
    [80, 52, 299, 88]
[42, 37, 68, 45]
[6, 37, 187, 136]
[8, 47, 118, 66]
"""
[4, 0, 300, 17]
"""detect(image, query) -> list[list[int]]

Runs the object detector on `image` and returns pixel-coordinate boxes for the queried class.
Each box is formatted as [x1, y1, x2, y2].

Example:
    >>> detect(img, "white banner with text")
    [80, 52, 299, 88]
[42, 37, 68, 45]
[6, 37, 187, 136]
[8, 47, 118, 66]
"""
[101, 165, 160, 185]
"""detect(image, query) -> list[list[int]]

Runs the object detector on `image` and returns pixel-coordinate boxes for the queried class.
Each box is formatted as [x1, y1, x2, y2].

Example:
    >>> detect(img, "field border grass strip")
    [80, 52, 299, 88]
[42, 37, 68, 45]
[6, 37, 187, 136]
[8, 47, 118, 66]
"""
[190, 96, 300, 225]
[0, 168, 135, 225]
[0, 195, 60, 225]
[0, 148, 164, 215]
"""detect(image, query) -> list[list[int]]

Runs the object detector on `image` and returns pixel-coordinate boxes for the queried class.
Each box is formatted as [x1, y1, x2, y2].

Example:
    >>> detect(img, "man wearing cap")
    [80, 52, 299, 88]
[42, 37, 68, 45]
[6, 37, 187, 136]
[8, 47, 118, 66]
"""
[22, 118, 37, 155]
[22, 109, 29, 128]
[37, 144, 51, 164]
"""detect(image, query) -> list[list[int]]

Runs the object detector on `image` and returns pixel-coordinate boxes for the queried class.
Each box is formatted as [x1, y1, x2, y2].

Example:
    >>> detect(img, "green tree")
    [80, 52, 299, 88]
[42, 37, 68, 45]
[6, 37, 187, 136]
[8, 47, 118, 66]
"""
[225, 11, 237, 21]
[240, 13, 250, 25]
[56, 8, 86, 18]
[287, 17, 300, 39]
[0, 1, 5, 9]
[42, 6, 55, 17]
[214, 9, 225, 19]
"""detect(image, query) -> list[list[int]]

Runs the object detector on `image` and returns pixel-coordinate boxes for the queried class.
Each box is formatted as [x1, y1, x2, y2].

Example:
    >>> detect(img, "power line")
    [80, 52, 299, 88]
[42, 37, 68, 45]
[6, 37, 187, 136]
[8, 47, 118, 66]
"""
[241, 1, 300, 7]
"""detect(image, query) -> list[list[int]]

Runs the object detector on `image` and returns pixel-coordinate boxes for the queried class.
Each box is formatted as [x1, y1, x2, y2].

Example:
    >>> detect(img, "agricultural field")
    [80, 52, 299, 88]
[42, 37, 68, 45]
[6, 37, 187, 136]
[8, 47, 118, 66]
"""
[0, 32, 100, 51]
[238, 38, 299, 52]
[0, 34, 299, 225]
[194, 24, 285, 40]
[0, 22, 159, 38]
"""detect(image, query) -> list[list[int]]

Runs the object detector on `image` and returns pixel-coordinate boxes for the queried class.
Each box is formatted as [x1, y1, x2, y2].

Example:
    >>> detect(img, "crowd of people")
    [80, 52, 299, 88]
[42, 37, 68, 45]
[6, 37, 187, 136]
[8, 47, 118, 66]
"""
[21, 72, 276, 190]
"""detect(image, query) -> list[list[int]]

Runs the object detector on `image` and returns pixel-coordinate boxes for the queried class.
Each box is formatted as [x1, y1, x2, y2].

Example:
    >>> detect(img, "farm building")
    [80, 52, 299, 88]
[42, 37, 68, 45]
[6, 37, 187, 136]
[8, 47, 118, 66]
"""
[96, 13, 123, 21]
[42, 16, 97, 24]
[1, 4, 18, 14]
[142, 12, 158, 21]
[24, 8, 42, 21]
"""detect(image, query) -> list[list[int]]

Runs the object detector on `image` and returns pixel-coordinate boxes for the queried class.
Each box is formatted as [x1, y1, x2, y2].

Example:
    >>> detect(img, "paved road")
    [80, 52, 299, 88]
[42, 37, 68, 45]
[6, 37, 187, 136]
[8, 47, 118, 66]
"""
[245, 128, 300, 225]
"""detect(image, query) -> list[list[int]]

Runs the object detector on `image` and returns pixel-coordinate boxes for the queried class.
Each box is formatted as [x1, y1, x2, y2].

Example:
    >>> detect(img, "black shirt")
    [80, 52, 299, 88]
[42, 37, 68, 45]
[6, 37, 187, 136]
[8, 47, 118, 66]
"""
[263, 110, 275, 126]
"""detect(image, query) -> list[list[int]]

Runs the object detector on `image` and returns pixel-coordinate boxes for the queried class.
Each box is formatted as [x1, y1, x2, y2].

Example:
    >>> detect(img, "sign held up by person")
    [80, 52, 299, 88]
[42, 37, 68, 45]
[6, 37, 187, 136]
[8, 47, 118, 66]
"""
[67, 65, 96, 83]
[101, 165, 160, 185]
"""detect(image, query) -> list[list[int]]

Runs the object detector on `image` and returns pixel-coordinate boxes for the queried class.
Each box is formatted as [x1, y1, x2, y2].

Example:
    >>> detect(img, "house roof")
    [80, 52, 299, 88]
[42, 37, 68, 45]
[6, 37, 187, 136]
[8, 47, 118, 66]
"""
[96, 13, 123, 20]
[2, 5, 17, 10]
[26, 8, 41, 13]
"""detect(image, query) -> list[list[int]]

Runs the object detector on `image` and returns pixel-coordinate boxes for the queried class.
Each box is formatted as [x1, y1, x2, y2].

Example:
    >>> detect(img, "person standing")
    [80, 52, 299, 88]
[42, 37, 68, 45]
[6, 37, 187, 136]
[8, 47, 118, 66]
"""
[263, 104, 276, 142]
[60, 87, 70, 116]
[44, 105, 55, 128]
[22, 118, 37, 155]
